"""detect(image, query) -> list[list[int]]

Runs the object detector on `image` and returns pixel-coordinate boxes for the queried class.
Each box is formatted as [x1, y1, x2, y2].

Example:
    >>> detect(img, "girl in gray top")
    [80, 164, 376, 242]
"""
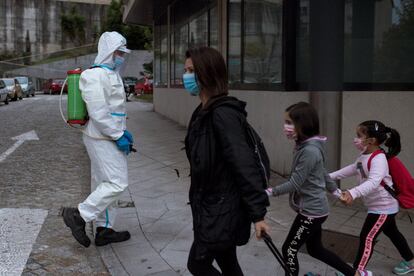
[266, 102, 372, 276]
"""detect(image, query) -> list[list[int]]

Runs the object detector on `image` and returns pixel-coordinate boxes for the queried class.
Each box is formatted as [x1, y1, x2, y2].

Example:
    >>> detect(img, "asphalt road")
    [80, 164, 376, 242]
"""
[0, 94, 108, 275]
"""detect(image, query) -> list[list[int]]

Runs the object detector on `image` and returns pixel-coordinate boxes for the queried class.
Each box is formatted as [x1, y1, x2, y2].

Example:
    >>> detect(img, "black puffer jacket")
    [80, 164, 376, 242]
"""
[185, 95, 269, 251]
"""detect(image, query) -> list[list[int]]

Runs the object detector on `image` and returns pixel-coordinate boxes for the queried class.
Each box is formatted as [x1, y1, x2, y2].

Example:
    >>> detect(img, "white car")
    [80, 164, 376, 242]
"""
[16, 76, 35, 97]
[0, 79, 9, 105]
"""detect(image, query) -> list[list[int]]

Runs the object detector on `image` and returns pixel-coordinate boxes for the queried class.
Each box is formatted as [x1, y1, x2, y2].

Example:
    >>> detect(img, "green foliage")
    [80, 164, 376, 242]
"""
[102, 0, 153, 50]
[143, 62, 153, 74]
[61, 6, 86, 46]
[102, 0, 124, 33]
[374, 1, 414, 83]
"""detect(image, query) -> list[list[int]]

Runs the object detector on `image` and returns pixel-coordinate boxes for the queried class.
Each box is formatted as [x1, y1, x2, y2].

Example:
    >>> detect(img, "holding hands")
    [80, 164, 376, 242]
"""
[339, 191, 354, 205]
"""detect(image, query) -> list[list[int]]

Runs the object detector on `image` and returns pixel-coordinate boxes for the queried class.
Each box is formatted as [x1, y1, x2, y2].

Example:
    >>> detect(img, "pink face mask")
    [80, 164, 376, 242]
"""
[284, 124, 296, 140]
[353, 137, 367, 152]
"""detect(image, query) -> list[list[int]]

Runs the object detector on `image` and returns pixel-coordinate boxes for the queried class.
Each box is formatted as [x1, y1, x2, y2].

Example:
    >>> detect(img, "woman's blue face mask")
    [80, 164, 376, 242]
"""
[183, 73, 200, 96]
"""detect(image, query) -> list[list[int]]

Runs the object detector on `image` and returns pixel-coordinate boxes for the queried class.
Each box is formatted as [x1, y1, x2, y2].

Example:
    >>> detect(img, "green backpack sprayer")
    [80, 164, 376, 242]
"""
[59, 68, 136, 152]
[59, 69, 88, 127]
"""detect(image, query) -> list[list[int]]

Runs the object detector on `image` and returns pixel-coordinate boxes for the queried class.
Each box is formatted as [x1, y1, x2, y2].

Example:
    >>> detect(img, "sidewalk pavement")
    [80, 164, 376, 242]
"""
[96, 101, 413, 276]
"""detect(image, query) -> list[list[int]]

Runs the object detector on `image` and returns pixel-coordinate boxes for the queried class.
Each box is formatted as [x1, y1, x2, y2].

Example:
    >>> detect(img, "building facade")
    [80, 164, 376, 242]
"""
[123, 0, 414, 187]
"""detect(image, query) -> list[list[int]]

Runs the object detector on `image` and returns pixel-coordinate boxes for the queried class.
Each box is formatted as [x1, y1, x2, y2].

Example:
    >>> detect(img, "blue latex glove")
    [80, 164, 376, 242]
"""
[116, 135, 131, 155]
[123, 130, 134, 144]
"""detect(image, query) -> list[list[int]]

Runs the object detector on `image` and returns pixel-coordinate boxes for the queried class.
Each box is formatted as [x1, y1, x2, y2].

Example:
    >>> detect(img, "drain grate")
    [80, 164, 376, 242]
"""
[299, 229, 360, 263]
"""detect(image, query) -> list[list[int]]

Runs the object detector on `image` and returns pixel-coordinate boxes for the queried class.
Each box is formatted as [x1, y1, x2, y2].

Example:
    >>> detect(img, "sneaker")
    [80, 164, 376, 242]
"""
[358, 270, 373, 276]
[393, 260, 414, 275]
[62, 207, 91, 247]
[95, 227, 131, 246]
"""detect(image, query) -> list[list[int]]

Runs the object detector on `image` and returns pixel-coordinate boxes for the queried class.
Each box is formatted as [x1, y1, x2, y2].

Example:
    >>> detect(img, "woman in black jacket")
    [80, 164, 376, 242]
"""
[184, 47, 270, 276]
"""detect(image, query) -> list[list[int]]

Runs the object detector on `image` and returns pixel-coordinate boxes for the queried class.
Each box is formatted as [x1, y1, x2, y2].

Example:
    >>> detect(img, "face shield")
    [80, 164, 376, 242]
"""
[113, 47, 131, 76]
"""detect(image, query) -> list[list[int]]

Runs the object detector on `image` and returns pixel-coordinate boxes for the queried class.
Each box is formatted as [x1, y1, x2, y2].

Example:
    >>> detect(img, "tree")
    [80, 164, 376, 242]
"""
[140, 61, 153, 77]
[374, 0, 414, 83]
[102, 0, 152, 50]
[61, 6, 86, 46]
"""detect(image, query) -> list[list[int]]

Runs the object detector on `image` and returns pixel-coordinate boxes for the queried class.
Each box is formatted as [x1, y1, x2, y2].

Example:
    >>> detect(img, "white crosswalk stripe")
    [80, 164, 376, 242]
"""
[0, 208, 48, 276]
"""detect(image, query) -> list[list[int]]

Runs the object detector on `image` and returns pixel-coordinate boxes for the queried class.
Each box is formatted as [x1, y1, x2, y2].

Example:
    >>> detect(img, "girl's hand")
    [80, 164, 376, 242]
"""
[340, 191, 353, 205]
[265, 187, 273, 196]
[254, 220, 270, 240]
[332, 188, 342, 198]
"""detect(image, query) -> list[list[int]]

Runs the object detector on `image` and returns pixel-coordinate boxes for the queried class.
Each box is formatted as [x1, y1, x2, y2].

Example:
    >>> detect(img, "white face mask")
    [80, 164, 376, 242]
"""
[284, 124, 296, 140]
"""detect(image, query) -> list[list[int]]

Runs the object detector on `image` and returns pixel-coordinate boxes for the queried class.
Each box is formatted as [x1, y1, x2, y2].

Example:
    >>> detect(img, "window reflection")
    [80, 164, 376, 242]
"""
[189, 13, 208, 48]
[345, 0, 414, 85]
[228, 0, 242, 84]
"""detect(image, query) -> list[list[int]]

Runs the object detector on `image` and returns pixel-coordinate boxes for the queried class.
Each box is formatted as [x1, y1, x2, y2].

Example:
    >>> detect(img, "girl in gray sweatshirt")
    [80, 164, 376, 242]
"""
[266, 102, 372, 276]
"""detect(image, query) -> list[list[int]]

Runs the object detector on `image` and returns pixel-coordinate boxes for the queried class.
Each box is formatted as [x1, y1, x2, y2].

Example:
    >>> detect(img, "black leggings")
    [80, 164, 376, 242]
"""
[354, 213, 414, 270]
[282, 214, 356, 276]
[187, 241, 243, 276]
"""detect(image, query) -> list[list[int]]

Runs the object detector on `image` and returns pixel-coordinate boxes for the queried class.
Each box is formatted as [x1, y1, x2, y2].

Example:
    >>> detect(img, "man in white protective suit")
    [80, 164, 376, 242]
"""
[63, 31, 134, 247]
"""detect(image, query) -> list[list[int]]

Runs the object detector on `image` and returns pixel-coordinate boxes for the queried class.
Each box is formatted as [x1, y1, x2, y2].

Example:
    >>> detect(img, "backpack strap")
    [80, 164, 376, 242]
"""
[90, 64, 114, 71]
[367, 149, 398, 198]
[367, 149, 384, 171]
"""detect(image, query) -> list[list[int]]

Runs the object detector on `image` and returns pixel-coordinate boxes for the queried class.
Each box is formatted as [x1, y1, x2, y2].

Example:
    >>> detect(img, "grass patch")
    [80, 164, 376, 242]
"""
[133, 94, 153, 102]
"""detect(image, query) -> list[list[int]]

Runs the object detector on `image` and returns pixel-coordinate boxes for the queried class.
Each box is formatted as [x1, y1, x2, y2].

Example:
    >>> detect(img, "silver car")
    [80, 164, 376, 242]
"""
[15, 76, 35, 97]
[0, 80, 9, 105]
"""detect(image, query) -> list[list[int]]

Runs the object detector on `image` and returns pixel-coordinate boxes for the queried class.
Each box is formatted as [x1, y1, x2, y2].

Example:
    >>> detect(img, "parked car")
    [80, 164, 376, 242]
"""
[0, 79, 9, 105]
[43, 79, 67, 94]
[122, 77, 138, 101]
[1, 78, 23, 101]
[134, 77, 153, 95]
[16, 76, 35, 97]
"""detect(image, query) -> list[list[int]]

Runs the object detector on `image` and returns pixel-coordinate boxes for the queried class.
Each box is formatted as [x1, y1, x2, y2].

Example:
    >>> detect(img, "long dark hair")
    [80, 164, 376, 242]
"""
[185, 47, 228, 97]
[286, 102, 320, 142]
[359, 120, 401, 158]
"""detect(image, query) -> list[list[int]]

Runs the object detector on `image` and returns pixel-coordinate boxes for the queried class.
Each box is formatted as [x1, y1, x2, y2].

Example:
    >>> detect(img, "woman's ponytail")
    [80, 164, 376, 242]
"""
[384, 127, 401, 158]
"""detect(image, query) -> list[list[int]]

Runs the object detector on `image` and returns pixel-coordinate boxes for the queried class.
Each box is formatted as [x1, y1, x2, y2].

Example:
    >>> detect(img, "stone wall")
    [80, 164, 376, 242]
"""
[0, 0, 108, 56]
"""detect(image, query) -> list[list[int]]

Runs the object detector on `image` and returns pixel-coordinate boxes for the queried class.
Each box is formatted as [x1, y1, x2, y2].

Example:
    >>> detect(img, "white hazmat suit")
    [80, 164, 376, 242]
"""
[78, 31, 130, 229]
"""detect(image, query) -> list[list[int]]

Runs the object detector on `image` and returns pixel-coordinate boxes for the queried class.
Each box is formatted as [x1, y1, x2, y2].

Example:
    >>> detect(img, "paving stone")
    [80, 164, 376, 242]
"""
[0, 96, 109, 274]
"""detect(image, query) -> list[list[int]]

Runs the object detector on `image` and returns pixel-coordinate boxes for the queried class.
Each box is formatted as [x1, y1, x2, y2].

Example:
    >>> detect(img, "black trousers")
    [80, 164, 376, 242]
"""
[354, 213, 414, 270]
[187, 241, 243, 276]
[282, 214, 356, 276]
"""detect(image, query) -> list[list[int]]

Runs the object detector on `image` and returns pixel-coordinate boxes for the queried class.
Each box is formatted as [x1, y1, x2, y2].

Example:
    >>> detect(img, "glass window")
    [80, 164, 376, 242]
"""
[154, 25, 161, 87]
[170, 33, 175, 85]
[169, 0, 217, 87]
[228, 0, 242, 84]
[154, 13, 167, 88]
[344, 0, 414, 85]
[296, 0, 310, 84]
[174, 24, 188, 85]
[160, 36, 168, 86]
[244, 0, 283, 84]
[228, 0, 283, 88]
[209, 6, 219, 49]
[189, 12, 208, 48]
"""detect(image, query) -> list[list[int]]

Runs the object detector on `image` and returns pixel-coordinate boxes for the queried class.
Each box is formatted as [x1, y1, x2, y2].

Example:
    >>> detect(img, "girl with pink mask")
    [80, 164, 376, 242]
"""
[330, 120, 414, 275]
[266, 102, 370, 276]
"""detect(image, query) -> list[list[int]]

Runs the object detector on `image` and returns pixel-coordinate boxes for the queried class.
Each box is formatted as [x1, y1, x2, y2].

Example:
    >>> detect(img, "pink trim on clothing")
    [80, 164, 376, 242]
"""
[303, 136, 328, 143]
[357, 214, 388, 270]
